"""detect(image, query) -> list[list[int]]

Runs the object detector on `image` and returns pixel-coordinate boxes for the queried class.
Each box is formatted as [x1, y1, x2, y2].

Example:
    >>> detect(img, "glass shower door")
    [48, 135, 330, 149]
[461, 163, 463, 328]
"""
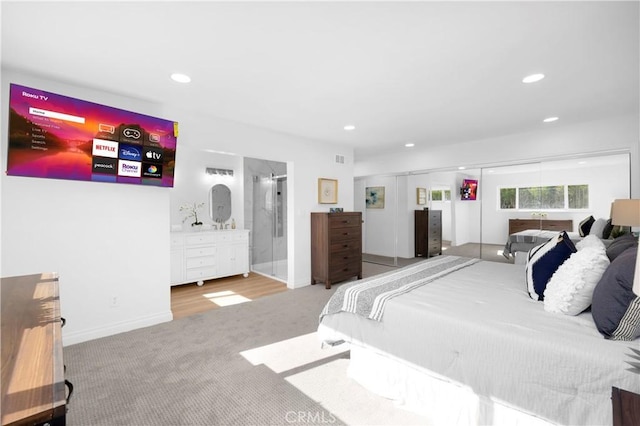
[251, 173, 288, 282]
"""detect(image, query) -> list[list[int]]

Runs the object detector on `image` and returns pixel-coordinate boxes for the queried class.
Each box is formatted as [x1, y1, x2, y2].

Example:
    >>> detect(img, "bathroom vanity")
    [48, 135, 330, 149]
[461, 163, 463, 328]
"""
[170, 229, 250, 286]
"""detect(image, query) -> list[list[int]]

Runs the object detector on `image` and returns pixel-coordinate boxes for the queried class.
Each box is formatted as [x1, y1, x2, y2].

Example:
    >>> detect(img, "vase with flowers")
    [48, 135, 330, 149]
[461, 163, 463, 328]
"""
[180, 202, 205, 229]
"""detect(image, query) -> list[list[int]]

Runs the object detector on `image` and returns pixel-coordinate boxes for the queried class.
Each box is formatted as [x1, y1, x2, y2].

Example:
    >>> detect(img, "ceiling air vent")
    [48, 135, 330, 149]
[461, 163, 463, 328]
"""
[335, 154, 345, 164]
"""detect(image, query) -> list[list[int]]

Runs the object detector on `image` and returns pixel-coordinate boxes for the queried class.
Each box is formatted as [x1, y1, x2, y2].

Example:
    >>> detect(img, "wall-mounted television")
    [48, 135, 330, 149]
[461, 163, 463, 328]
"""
[460, 179, 478, 200]
[6, 83, 177, 187]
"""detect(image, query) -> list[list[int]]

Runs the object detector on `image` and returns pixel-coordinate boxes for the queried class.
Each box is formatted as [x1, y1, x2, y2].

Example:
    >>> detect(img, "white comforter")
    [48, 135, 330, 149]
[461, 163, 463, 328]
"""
[319, 259, 640, 425]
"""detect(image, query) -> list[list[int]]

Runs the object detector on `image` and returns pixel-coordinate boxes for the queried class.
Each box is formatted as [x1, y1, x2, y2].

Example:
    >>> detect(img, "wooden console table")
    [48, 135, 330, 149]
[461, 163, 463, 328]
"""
[1, 273, 67, 426]
[508, 218, 574, 235]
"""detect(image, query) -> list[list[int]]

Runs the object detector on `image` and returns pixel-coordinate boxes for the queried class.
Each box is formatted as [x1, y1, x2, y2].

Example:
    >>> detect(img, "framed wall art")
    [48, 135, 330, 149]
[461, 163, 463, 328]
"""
[417, 187, 427, 205]
[318, 178, 338, 204]
[460, 179, 478, 201]
[366, 186, 385, 209]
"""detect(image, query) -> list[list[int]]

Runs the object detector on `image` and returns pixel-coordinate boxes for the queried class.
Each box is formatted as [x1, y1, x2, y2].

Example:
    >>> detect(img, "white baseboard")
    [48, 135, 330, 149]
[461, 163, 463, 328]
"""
[62, 311, 173, 346]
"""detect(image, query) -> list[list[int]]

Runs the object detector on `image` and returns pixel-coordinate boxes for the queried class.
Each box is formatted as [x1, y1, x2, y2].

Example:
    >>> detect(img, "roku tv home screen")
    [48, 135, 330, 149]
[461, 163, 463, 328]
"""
[7, 84, 177, 187]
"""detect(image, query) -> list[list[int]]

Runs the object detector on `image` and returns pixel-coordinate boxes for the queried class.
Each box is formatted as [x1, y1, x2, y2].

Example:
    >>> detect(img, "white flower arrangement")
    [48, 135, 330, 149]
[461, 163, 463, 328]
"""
[180, 202, 205, 226]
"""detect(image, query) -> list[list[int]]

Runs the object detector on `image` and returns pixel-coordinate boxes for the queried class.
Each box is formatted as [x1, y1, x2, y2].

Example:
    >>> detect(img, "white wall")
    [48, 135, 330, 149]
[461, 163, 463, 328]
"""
[1, 69, 173, 345]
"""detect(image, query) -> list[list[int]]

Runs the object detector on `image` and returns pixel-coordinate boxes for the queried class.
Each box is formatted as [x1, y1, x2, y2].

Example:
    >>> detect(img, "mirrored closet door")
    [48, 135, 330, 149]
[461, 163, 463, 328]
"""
[354, 150, 631, 269]
[356, 175, 400, 267]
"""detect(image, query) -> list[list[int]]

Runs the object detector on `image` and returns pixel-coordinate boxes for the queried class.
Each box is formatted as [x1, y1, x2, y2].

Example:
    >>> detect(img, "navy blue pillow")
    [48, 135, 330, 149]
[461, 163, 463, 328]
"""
[592, 246, 639, 340]
[525, 231, 577, 301]
[579, 215, 595, 237]
[602, 219, 614, 240]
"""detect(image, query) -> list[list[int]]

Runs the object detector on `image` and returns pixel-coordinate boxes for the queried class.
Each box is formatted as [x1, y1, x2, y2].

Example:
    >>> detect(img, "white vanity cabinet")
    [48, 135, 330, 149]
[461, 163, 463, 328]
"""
[170, 229, 250, 286]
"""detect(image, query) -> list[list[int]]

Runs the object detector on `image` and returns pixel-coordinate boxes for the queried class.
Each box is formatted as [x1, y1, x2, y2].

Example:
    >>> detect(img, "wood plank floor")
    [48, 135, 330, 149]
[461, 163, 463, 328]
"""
[171, 272, 288, 320]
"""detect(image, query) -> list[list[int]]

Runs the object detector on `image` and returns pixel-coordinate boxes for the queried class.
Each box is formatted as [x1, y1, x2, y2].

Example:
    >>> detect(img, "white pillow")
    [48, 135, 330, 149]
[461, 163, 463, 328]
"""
[589, 218, 607, 239]
[543, 245, 610, 315]
[575, 234, 606, 251]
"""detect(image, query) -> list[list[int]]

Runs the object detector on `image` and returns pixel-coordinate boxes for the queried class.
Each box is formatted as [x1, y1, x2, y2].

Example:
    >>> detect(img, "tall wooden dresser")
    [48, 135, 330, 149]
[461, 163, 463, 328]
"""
[311, 212, 362, 289]
[415, 209, 442, 257]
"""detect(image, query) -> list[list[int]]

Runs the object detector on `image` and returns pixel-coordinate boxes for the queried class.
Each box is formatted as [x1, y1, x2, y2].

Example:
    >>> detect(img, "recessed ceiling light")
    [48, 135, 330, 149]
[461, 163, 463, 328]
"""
[458, 166, 466, 170]
[543, 116, 559, 123]
[405, 143, 415, 148]
[171, 73, 191, 83]
[343, 124, 355, 131]
[522, 73, 545, 83]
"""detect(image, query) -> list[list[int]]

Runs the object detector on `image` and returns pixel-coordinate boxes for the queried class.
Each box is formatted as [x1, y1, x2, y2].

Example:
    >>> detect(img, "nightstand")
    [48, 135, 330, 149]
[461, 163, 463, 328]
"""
[612, 387, 640, 426]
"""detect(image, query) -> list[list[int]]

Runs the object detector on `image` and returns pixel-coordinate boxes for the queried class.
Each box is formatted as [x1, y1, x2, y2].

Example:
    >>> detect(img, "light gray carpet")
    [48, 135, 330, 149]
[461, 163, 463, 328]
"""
[64, 252, 495, 425]
[64, 285, 346, 426]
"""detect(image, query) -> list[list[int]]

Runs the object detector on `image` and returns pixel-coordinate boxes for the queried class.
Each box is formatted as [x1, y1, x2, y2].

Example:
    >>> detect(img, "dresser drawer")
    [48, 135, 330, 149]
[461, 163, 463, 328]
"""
[186, 267, 218, 280]
[329, 226, 361, 242]
[186, 246, 216, 258]
[232, 232, 249, 242]
[329, 262, 361, 282]
[329, 214, 361, 228]
[330, 247, 361, 264]
[330, 238, 361, 251]
[186, 234, 217, 245]
[186, 256, 216, 269]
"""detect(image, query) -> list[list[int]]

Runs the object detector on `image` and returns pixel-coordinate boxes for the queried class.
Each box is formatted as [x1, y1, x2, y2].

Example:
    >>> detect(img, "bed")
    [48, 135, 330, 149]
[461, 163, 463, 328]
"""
[317, 255, 640, 426]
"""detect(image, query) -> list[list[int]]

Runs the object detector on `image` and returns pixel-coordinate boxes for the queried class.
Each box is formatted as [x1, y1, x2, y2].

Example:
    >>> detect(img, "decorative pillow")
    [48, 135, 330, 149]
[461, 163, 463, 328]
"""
[576, 234, 606, 251]
[589, 218, 607, 239]
[578, 215, 595, 237]
[606, 233, 638, 261]
[591, 246, 640, 341]
[602, 219, 614, 240]
[543, 245, 610, 315]
[525, 231, 577, 301]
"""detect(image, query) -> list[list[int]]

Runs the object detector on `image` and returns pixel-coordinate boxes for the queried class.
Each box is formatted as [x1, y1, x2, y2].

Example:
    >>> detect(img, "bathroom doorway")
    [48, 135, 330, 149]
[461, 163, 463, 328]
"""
[244, 157, 288, 283]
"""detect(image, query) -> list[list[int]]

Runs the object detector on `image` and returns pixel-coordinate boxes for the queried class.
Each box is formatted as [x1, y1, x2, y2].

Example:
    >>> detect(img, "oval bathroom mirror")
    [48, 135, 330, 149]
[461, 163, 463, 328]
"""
[209, 184, 232, 224]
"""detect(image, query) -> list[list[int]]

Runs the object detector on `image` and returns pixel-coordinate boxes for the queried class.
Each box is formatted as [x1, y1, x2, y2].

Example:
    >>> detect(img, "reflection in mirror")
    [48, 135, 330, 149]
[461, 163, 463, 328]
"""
[481, 152, 631, 263]
[210, 184, 232, 225]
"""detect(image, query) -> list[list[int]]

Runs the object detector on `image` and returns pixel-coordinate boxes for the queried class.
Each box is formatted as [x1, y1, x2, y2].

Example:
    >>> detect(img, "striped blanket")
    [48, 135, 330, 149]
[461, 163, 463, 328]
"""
[320, 255, 480, 322]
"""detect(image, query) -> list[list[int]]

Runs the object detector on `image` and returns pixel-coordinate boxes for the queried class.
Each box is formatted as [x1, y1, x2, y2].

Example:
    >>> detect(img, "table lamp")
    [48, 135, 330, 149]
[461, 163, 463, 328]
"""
[611, 199, 640, 296]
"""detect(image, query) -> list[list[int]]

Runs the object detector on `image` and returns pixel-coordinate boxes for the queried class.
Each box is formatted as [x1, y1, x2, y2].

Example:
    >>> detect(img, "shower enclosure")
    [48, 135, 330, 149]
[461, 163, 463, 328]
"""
[244, 157, 288, 282]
